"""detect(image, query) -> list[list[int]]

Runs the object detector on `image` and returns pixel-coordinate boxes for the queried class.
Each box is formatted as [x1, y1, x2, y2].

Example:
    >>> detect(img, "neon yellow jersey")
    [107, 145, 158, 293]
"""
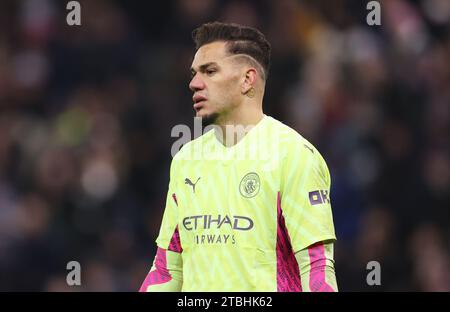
[156, 115, 336, 292]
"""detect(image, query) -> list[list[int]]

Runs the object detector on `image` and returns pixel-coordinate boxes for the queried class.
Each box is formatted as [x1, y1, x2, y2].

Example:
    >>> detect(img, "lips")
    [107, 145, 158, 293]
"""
[193, 94, 207, 110]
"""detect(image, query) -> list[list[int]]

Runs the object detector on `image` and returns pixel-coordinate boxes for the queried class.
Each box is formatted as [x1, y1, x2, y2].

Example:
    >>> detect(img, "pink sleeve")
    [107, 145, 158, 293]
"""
[295, 241, 338, 292]
[307, 242, 336, 292]
[139, 226, 183, 292]
[139, 247, 172, 291]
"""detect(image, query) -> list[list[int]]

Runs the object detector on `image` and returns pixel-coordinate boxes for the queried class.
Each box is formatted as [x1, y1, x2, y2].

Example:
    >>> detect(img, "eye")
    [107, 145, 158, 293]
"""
[206, 68, 216, 76]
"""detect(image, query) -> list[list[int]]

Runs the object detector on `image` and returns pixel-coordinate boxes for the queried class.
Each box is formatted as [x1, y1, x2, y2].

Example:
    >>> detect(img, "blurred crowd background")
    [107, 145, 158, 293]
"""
[0, 0, 449, 291]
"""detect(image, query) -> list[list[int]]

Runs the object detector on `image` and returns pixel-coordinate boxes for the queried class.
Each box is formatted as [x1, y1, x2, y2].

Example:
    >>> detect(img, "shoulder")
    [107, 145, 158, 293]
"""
[267, 116, 329, 175]
[266, 116, 320, 156]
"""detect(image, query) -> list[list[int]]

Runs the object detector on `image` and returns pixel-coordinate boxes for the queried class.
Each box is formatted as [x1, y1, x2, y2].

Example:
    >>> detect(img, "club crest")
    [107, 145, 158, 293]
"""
[239, 172, 260, 198]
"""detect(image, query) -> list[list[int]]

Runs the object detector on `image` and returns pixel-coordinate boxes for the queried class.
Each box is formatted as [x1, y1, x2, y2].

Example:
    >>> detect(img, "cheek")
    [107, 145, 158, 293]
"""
[218, 79, 240, 100]
[208, 76, 241, 108]
[213, 88, 236, 108]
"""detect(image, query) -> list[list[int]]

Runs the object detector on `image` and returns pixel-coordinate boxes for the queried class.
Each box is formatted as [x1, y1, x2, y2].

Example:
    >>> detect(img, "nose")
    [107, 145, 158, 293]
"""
[189, 73, 206, 92]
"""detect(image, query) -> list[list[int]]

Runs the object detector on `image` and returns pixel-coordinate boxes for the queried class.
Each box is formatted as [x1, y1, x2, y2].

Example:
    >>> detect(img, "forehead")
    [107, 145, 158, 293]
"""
[191, 41, 229, 68]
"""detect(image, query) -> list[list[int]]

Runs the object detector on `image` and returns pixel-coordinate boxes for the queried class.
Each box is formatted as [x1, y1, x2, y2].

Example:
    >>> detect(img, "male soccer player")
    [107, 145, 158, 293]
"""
[140, 22, 337, 292]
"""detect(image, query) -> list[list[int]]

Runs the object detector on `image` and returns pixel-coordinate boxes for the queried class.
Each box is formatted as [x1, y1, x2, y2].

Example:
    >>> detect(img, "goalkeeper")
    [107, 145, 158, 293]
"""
[140, 22, 337, 292]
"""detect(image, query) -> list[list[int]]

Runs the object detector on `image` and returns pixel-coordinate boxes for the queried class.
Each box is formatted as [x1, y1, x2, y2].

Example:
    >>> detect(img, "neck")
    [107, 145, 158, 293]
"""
[213, 104, 264, 147]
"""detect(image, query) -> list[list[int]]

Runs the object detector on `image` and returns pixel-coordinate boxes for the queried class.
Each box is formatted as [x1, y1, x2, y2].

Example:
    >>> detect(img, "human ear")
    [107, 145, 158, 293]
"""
[241, 68, 257, 95]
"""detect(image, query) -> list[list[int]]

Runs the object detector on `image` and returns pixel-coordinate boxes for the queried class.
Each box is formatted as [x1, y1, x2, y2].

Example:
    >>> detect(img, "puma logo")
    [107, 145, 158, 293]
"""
[185, 177, 201, 193]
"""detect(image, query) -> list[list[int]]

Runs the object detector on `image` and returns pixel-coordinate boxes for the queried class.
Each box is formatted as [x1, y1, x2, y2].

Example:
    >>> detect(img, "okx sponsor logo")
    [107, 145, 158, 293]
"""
[309, 190, 330, 206]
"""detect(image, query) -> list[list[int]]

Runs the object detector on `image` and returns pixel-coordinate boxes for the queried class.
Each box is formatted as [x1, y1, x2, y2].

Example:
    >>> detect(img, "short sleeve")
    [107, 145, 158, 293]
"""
[155, 160, 180, 249]
[280, 143, 336, 252]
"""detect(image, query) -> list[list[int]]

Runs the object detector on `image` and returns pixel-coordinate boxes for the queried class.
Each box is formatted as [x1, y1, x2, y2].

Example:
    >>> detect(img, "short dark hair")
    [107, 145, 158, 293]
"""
[192, 22, 271, 80]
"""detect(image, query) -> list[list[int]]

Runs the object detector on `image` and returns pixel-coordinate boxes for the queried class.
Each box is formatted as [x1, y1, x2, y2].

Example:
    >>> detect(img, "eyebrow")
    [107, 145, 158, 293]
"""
[190, 62, 218, 76]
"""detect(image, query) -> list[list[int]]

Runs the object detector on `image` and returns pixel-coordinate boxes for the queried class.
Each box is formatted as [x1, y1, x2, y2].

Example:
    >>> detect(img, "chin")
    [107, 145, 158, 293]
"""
[196, 111, 219, 127]
[195, 108, 210, 118]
